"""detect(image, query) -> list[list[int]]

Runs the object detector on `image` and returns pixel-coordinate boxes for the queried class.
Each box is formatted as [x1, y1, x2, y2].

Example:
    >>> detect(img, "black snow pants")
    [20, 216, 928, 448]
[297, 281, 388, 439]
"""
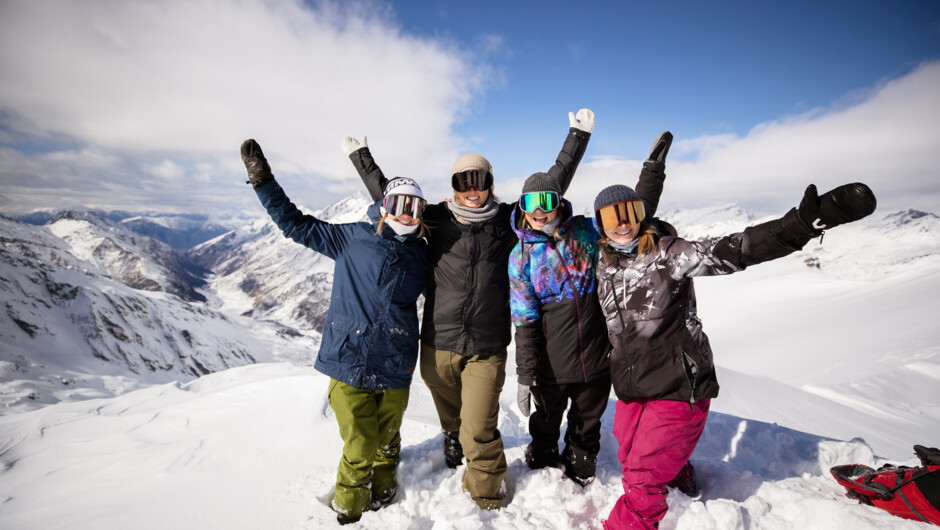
[528, 373, 612, 480]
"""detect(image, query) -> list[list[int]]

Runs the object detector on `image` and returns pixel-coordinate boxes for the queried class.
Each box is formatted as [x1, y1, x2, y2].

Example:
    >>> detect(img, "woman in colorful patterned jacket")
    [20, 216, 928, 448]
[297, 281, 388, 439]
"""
[508, 131, 673, 486]
[240, 139, 428, 525]
[593, 179, 877, 530]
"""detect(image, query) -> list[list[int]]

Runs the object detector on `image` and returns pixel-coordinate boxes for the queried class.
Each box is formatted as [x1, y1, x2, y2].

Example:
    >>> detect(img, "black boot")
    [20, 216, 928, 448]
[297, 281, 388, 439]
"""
[335, 511, 361, 525]
[561, 448, 597, 486]
[443, 431, 463, 468]
[370, 488, 396, 511]
[525, 443, 559, 470]
[667, 460, 700, 498]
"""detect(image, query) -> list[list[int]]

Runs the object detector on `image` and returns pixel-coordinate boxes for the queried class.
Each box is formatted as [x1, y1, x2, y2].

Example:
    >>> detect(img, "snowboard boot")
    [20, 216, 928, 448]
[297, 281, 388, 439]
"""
[524, 443, 559, 470]
[443, 431, 464, 468]
[370, 488, 397, 511]
[667, 460, 700, 498]
[335, 512, 360, 526]
[561, 448, 597, 487]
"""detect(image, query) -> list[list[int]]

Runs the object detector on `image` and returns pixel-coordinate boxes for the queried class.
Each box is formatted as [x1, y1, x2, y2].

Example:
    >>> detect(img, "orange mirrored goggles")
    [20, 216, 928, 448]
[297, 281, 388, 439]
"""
[596, 200, 645, 231]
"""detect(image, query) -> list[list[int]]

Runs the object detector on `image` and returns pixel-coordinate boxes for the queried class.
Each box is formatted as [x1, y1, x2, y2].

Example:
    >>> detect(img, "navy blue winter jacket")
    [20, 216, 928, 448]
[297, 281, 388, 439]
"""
[255, 180, 428, 390]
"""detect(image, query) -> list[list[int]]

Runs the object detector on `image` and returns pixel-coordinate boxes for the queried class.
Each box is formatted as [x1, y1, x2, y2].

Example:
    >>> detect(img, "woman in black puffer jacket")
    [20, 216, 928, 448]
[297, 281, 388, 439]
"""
[342, 109, 594, 509]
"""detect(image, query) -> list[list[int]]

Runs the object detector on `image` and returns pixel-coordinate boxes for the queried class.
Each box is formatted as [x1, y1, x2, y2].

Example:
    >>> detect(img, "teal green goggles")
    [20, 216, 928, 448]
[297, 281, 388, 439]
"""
[519, 191, 559, 213]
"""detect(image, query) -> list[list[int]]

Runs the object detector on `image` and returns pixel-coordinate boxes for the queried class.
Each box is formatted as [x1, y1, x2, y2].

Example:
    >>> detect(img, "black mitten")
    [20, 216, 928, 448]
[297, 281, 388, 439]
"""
[798, 183, 877, 234]
[647, 130, 673, 163]
[914, 444, 940, 466]
[240, 139, 274, 188]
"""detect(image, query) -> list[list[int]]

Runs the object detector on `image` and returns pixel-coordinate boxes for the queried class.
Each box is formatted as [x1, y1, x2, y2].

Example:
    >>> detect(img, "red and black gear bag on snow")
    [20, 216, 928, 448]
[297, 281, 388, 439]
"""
[831, 445, 940, 525]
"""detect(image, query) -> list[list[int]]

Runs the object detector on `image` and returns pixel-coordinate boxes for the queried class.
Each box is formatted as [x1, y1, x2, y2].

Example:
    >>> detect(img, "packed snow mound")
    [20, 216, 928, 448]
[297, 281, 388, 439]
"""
[0, 363, 927, 530]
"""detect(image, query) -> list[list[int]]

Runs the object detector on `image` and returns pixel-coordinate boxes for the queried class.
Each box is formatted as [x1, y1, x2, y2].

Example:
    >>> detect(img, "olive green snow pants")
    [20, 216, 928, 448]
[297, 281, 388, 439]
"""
[327, 378, 409, 520]
[420, 343, 507, 510]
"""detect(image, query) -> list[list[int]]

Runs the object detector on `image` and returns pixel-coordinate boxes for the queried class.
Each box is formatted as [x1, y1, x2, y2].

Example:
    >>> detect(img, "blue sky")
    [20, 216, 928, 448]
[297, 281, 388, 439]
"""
[1, 0, 939, 218]
[393, 0, 940, 172]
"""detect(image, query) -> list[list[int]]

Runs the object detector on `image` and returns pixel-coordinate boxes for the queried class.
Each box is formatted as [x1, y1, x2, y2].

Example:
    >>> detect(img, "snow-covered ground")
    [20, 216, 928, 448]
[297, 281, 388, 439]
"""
[0, 206, 937, 529]
[0, 362, 930, 529]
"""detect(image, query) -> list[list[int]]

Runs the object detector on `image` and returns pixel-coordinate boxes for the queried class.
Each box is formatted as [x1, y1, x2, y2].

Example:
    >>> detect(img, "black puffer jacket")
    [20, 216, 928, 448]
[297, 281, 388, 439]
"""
[596, 208, 816, 403]
[350, 128, 590, 356]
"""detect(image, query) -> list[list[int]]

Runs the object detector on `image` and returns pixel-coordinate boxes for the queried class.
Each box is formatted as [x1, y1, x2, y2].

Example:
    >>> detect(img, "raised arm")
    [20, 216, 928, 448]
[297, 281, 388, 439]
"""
[672, 183, 877, 279]
[342, 136, 388, 202]
[241, 139, 353, 260]
[634, 131, 672, 219]
[551, 108, 594, 195]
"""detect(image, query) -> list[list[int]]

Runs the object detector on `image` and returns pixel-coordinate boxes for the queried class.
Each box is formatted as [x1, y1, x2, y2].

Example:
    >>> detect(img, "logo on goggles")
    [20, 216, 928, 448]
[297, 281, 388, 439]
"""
[452, 169, 493, 193]
[383, 194, 427, 218]
[596, 200, 645, 231]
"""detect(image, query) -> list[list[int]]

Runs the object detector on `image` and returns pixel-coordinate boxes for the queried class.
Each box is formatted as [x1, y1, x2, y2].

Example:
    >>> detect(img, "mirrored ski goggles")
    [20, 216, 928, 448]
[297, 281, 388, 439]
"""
[451, 169, 493, 192]
[596, 200, 646, 230]
[383, 194, 427, 218]
[519, 191, 560, 213]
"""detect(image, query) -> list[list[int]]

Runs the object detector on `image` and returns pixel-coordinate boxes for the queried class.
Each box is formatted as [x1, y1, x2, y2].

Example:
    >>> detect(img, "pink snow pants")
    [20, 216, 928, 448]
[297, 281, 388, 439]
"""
[604, 398, 710, 530]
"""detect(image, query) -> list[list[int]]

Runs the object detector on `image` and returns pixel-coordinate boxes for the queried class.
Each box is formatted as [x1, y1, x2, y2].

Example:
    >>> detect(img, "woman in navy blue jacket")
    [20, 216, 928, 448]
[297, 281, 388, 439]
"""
[240, 139, 428, 525]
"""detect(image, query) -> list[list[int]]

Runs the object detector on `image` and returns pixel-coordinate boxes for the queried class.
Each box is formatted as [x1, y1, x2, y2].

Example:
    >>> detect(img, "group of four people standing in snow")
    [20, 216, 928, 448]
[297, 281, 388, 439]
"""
[239, 108, 875, 528]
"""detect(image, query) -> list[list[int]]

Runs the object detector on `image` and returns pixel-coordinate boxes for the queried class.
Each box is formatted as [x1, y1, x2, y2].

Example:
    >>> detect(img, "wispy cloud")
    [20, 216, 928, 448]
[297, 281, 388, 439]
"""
[0, 0, 487, 213]
[557, 61, 940, 216]
[1, 1, 937, 219]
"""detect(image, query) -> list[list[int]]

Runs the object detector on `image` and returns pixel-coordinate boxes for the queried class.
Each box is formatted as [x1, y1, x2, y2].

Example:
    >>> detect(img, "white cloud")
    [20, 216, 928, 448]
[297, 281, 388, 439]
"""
[0, 0, 488, 213]
[564, 61, 940, 217]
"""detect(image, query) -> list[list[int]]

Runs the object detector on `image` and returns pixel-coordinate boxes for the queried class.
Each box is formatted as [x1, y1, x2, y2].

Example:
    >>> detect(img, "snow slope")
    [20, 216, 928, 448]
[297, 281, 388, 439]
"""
[0, 202, 937, 529]
[0, 363, 930, 530]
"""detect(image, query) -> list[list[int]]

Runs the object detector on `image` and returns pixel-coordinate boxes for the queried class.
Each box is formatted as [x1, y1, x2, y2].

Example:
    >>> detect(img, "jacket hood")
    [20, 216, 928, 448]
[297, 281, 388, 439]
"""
[367, 200, 383, 223]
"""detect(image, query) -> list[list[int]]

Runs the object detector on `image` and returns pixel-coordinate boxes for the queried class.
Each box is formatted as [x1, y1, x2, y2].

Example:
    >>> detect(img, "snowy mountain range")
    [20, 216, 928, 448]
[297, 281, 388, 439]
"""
[0, 194, 938, 529]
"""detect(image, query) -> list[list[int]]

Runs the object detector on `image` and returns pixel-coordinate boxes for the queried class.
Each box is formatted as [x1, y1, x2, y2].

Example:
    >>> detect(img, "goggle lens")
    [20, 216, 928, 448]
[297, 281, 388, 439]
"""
[596, 200, 645, 231]
[451, 169, 493, 193]
[383, 194, 426, 218]
[519, 191, 560, 213]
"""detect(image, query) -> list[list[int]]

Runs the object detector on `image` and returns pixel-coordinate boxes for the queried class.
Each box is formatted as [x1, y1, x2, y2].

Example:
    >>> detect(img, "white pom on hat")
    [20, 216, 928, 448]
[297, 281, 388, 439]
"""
[383, 177, 424, 199]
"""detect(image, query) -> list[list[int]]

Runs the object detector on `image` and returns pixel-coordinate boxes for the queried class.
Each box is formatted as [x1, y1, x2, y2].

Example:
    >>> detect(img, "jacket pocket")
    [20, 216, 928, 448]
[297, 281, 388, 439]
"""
[321, 315, 367, 365]
[384, 330, 419, 375]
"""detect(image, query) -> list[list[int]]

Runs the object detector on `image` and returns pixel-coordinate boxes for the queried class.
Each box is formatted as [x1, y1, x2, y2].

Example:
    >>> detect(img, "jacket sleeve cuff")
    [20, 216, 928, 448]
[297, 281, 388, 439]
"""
[568, 127, 592, 139]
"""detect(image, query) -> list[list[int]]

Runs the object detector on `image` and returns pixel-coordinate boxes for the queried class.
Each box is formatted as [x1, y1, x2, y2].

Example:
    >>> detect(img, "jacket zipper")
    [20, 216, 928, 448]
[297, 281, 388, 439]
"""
[607, 275, 635, 390]
[682, 352, 699, 403]
[552, 245, 588, 382]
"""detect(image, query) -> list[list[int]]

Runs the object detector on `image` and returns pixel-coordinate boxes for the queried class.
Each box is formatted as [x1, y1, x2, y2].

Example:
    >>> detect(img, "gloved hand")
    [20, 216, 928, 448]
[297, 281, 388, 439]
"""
[568, 108, 595, 134]
[341, 135, 368, 156]
[517, 384, 532, 417]
[240, 139, 274, 188]
[798, 182, 877, 234]
[647, 130, 673, 163]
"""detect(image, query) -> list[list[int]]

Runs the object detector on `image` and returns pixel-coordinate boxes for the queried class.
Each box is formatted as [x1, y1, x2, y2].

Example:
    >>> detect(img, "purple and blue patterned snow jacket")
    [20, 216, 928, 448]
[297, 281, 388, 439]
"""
[508, 200, 611, 386]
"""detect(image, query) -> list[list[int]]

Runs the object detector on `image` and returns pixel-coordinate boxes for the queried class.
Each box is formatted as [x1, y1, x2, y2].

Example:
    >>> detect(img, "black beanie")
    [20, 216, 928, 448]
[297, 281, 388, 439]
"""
[594, 184, 641, 213]
[521, 172, 561, 195]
